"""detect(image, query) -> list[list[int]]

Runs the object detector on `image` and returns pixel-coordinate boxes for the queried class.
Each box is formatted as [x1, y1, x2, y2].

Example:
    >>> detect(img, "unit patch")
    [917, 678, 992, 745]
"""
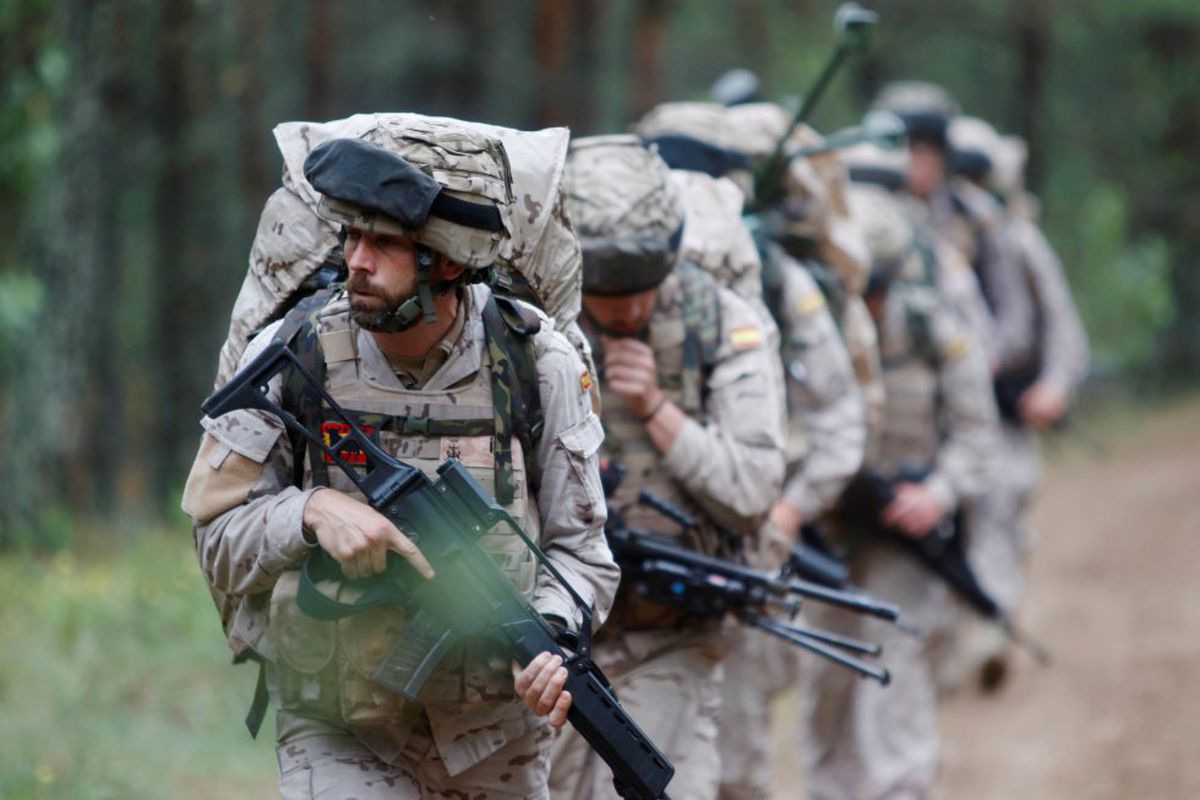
[439, 435, 496, 469]
[321, 421, 376, 465]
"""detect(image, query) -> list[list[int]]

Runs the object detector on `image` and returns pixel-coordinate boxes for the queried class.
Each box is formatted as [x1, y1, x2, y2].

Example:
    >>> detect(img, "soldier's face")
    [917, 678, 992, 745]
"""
[907, 142, 946, 200]
[344, 228, 460, 330]
[582, 288, 659, 337]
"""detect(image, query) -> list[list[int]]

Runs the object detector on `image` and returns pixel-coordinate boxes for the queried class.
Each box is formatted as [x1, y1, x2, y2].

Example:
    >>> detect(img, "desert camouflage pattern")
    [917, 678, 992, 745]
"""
[215, 114, 582, 387]
[773, 263, 866, 520]
[182, 282, 618, 781]
[550, 631, 725, 800]
[725, 102, 871, 295]
[805, 276, 998, 800]
[275, 708, 555, 799]
[563, 135, 684, 295]
[716, 257, 865, 800]
[551, 267, 785, 800]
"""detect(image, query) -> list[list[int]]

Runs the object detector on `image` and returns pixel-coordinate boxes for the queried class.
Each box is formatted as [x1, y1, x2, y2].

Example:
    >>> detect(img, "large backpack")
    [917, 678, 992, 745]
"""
[213, 113, 582, 389]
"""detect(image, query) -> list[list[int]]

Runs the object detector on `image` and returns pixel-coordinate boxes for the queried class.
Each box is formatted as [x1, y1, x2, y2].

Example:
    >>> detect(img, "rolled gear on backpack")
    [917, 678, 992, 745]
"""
[213, 113, 582, 387]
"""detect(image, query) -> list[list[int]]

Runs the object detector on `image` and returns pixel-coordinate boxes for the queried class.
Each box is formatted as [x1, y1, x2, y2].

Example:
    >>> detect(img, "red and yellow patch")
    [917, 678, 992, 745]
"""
[580, 370, 593, 393]
[729, 326, 764, 350]
[321, 421, 376, 465]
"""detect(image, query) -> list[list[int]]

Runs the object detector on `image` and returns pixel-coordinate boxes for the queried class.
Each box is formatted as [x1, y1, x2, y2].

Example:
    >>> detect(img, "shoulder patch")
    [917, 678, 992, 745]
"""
[795, 289, 827, 317]
[729, 325, 764, 350]
[580, 369, 593, 394]
[944, 333, 971, 361]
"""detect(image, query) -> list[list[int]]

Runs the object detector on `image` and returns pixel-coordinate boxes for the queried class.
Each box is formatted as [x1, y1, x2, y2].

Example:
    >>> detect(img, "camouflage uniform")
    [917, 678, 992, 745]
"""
[804, 184, 998, 800]
[183, 121, 618, 799]
[948, 119, 1089, 625]
[550, 136, 787, 800]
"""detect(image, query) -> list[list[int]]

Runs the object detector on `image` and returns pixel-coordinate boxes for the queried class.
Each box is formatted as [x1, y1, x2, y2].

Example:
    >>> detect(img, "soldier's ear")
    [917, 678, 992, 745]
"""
[434, 254, 467, 284]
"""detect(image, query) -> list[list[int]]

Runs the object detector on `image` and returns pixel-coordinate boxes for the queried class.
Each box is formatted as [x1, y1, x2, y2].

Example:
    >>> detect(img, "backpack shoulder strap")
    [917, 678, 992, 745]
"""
[481, 294, 545, 503]
[676, 261, 722, 414]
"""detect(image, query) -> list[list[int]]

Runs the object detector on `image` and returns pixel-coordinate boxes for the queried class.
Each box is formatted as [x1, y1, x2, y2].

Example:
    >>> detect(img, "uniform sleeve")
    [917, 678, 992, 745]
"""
[937, 241, 997, 360]
[530, 330, 621, 632]
[778, 265, 866, 519]
[182, 321, 320, 599]
[923, 306, 1000, 510]
[662, 288, 787, 531]
[1016, 220, 1091, 397]
[976, 223, 1037, 370]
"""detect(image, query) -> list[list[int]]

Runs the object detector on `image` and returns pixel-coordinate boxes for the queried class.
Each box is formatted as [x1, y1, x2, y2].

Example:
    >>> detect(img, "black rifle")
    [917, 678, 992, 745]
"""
[838, 468, 1052, 664]
[602, 466, 898, 684]
[204, 339, 675, 800]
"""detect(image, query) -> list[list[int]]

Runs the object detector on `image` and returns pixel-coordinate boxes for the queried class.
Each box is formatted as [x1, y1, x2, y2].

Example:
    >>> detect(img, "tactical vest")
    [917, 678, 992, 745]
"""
[873, 282, 946, 478]
[595, 263, 731, 630]
[267, 286, 544, 728]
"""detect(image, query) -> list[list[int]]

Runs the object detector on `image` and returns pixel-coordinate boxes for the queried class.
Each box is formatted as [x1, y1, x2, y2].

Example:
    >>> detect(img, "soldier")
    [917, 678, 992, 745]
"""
[946, 116, 1090, 687]
[549, 135, 786, 800]
[181, 121, 619, 799]
[872, 81, 1032, 372]
[634, 101, 870, 799]
[804, 166, 999, 800]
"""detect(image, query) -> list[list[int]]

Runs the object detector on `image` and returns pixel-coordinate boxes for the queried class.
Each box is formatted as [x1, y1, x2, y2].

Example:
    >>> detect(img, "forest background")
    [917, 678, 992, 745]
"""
[2, 0, 1198, 541]
[2, 2, 1200, 798]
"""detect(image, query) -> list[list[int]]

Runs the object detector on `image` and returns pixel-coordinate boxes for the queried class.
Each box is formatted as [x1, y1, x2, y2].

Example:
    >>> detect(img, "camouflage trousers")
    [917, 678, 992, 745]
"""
[550, 627, 725, 800]
[804, 547, 956, 800]
[275, 709, 553, 799]
[716, 625, 803, 800]
[969, 424, 1040, 613]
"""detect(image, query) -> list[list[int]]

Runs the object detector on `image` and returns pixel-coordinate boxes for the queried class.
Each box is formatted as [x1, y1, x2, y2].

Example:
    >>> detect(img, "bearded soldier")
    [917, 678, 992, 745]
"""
[549, 135, 786, 800]
[182, 120, 618, 799]
[804, 166, 998, 800]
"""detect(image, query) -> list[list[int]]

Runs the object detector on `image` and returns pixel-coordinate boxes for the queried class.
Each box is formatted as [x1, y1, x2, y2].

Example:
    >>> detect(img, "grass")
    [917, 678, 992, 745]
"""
[0, 522, 277, 799]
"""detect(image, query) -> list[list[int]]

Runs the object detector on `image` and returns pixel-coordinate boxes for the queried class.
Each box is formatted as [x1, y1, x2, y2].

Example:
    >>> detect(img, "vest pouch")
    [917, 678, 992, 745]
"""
[269, 572, 339, 718]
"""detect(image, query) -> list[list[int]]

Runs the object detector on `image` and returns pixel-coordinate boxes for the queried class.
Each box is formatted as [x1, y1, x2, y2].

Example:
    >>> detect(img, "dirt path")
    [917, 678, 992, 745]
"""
[770, 400, 1200, 799]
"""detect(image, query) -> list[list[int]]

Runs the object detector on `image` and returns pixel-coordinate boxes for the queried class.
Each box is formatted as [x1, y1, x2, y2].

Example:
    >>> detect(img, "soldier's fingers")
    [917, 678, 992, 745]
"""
[548, 690, 572, 728]
[513, 652, 550, 694]
[386, 528, 436, 580]
[369, 543, 388, 575]
[536, 665, 569, 716]
[525, 654, 562, 703]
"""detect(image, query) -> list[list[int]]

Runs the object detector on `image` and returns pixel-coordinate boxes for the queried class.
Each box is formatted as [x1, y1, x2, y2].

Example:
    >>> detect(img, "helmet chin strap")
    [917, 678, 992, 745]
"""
[374, 244, 444, 332]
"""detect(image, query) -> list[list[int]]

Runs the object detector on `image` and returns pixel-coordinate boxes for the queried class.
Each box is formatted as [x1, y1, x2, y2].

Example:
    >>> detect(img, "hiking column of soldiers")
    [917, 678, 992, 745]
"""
[182, 30, 1089, 800]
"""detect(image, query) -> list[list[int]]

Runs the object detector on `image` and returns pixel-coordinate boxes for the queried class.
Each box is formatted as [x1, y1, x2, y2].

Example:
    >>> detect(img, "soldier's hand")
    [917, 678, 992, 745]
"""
[512, 652, 572, 728]
[768, 500, 805, 540]
[1019, 381, 1068, 430]
[303, 488, 436, 581]
[601, 336, 664, 419]
[882, 482, 945, 538]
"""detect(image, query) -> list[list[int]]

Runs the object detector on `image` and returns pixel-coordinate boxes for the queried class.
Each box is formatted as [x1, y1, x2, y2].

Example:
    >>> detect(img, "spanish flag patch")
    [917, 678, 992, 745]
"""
[580, 370, 593, 393]
[729, 326, 764, 350]
[797, 290, 827, 317]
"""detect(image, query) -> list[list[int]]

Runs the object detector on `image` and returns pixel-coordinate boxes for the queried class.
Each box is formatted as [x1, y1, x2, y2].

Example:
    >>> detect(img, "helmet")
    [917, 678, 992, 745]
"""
[947, 115, 1003, 184]
[872, 81, 960, 148]
[564, 135, 684, 296]
[304, 122, 513, 269]
[711, 68, 762, 106]
[841, 140, 912, 192]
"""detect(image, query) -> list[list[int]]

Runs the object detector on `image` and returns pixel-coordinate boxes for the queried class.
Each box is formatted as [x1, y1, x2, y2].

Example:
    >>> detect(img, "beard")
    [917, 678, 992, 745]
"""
[346, 272, 416, 332]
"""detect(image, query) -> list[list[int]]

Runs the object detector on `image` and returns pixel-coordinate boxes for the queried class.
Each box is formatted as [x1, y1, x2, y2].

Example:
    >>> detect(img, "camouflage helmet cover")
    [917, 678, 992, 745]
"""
[564, 134, 684, 296]
[872, 81, 960, 147]
[289, 117, 514, 268]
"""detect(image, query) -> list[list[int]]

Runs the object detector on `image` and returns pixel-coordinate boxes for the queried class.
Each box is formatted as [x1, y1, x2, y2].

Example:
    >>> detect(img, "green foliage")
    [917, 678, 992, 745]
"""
[0, 523, 277, 799]
[1057, 186, 1173, 374]
[0, 270, 44, 365]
